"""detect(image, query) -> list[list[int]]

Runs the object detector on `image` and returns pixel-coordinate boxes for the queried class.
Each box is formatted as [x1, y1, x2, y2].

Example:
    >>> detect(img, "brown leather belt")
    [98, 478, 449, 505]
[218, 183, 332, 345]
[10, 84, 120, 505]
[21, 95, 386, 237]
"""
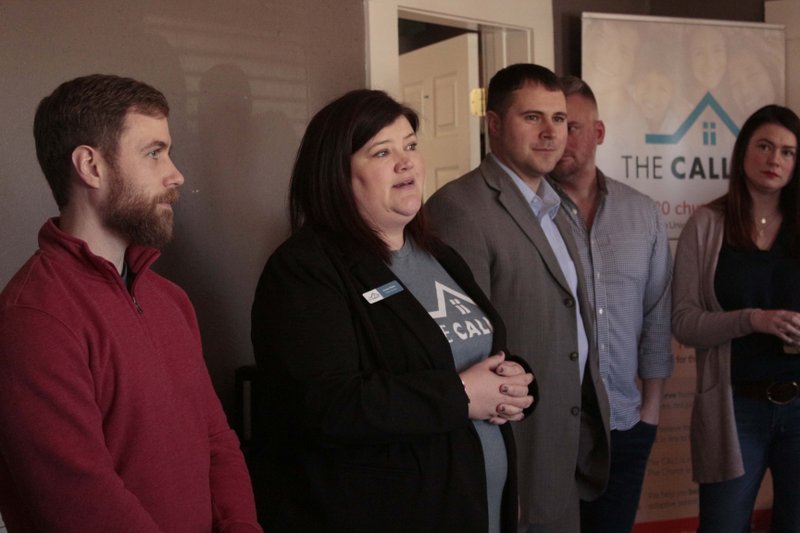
[734, 381, 800, 405]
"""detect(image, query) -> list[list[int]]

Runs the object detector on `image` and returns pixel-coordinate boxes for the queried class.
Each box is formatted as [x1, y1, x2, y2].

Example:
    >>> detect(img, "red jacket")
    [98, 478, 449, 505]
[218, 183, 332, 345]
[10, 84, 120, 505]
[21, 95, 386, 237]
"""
[0, 219, 260, 533]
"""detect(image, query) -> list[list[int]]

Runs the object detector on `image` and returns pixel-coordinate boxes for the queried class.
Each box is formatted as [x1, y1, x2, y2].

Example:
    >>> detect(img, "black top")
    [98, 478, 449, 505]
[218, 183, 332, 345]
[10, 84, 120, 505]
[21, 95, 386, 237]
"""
[715, 226, 800, 383]
[250, 226, 522, 532]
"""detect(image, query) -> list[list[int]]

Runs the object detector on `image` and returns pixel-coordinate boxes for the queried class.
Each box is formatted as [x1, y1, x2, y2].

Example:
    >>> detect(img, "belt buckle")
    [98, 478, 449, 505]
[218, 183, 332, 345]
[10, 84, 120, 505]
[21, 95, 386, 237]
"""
[766, 382, 800, 405]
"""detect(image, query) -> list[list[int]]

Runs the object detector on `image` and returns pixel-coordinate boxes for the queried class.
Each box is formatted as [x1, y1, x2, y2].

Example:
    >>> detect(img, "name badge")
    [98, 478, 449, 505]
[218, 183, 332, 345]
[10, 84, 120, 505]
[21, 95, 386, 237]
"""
[362, 280, 404, 304]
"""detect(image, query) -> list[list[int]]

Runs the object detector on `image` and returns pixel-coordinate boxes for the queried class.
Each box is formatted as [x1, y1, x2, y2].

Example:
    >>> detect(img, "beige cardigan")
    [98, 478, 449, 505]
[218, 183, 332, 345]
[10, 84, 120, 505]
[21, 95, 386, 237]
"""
[672, 205, 755, 483]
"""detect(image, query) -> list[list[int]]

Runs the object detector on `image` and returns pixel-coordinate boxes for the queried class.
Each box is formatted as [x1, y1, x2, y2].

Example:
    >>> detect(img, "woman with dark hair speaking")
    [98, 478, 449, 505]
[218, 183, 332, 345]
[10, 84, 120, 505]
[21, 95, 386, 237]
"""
[251, 90, 535, 532]
[672, 104, 800, 532]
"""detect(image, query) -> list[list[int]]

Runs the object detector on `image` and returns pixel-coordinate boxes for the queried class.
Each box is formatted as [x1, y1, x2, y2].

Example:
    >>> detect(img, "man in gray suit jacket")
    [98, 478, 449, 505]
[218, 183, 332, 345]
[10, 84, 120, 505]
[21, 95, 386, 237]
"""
[426, 64, 610, 533]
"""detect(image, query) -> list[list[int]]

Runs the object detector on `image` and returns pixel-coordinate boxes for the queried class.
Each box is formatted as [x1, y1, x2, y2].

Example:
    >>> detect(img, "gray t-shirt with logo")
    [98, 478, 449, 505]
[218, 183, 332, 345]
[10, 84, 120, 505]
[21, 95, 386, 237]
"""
[390, 240, 506, 533]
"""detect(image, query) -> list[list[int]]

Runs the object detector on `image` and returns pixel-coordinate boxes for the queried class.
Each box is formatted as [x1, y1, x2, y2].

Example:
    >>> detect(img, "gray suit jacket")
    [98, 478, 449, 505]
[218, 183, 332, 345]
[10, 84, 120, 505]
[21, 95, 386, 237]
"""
[426, 156, 610, 524]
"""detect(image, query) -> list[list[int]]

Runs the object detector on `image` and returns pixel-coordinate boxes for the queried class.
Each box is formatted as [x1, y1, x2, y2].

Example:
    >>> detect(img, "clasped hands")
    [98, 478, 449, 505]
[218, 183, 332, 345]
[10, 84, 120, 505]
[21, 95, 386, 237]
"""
[459, 351, 535, 425]
[751, 308, 800, 346]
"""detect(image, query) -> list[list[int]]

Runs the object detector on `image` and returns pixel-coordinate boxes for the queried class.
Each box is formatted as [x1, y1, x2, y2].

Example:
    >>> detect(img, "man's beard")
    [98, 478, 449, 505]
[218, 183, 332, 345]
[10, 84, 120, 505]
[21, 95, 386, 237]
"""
[550, 157, 579, 181]
[103, 169, 179, 249]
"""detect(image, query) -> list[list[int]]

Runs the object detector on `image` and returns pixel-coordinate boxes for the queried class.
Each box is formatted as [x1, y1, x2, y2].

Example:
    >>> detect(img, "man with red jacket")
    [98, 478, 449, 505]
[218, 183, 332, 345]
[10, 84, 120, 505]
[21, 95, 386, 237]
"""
[0, 74, 261, 533]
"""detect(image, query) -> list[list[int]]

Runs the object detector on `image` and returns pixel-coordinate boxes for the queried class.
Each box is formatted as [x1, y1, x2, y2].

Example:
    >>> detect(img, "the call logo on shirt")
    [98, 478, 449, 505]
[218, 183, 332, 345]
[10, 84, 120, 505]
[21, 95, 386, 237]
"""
[428, 281, 493, 344]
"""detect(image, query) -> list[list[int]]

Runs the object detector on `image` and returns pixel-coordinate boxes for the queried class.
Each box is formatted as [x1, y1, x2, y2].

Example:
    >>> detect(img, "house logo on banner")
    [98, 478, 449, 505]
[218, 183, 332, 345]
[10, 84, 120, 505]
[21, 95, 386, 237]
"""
[645, 92, 739, 145]
[582, 13, 785, 240]
[639, 92, 740, 182]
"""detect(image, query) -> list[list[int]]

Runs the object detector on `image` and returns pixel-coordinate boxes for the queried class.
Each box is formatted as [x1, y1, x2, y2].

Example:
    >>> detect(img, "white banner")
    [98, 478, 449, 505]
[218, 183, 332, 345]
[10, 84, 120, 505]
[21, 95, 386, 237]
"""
[582, 13, 785, 240]
[582, 13, 785, 532]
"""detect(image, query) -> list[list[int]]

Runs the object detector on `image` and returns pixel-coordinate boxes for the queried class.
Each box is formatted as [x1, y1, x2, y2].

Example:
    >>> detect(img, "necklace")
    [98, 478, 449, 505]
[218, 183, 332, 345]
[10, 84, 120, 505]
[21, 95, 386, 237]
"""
[755, 213, 780, 237]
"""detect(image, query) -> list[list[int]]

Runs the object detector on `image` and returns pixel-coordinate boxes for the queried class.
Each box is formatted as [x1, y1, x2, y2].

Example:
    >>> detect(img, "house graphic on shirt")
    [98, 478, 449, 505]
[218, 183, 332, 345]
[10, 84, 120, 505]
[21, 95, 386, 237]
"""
[645, 92, 739, 146]
[428, 282, 475, 319]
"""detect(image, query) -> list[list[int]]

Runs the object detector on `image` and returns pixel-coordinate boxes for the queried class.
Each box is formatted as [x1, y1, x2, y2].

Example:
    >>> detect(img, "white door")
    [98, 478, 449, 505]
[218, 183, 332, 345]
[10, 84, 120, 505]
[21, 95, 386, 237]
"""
[399, 33, 480, 198]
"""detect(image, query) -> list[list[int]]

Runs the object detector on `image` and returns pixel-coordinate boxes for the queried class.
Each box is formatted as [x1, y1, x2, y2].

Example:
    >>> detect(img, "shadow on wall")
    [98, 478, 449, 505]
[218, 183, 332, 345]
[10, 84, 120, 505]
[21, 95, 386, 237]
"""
[157, 62, 297, 410]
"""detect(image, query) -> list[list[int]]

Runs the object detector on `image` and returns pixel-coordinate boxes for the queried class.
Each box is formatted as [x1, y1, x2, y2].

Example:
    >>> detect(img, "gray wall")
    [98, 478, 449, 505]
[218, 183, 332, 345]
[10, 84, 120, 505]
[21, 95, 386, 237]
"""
[0, 1, 365, 410]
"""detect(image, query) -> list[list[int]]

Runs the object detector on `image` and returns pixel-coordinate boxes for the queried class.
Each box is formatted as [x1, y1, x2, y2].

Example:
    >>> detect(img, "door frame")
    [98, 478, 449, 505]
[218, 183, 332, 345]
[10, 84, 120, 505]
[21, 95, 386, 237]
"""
[364, 0, 555, 98]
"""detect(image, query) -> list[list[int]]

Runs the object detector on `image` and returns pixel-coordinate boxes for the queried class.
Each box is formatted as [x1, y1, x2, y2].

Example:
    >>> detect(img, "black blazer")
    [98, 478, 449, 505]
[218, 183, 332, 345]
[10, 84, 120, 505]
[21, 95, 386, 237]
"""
[251, 226, 520, 532]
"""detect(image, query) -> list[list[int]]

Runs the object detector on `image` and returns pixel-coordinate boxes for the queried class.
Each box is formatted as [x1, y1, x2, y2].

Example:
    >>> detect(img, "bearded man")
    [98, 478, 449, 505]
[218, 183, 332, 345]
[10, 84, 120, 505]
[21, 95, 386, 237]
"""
[0, 74, 261, 533]
[549, 76, 672, 533]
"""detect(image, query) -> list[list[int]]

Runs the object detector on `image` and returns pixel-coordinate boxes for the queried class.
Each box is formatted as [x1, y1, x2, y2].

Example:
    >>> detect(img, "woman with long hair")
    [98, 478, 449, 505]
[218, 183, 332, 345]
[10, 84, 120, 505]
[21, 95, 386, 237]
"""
[251, 90, 535, 532]
[673, 104, 800, 532]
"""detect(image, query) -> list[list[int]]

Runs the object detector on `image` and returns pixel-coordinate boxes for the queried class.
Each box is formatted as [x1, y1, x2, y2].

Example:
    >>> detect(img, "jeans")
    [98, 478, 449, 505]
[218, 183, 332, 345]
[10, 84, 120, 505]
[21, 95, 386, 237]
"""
[698, 395, 800, 533]
[580, 420, 658, 533]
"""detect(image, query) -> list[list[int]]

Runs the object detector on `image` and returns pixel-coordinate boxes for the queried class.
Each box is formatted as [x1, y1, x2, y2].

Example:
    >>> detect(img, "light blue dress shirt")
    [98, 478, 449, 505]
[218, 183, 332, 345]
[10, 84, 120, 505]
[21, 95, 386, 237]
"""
[550, 170, 673, 430]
